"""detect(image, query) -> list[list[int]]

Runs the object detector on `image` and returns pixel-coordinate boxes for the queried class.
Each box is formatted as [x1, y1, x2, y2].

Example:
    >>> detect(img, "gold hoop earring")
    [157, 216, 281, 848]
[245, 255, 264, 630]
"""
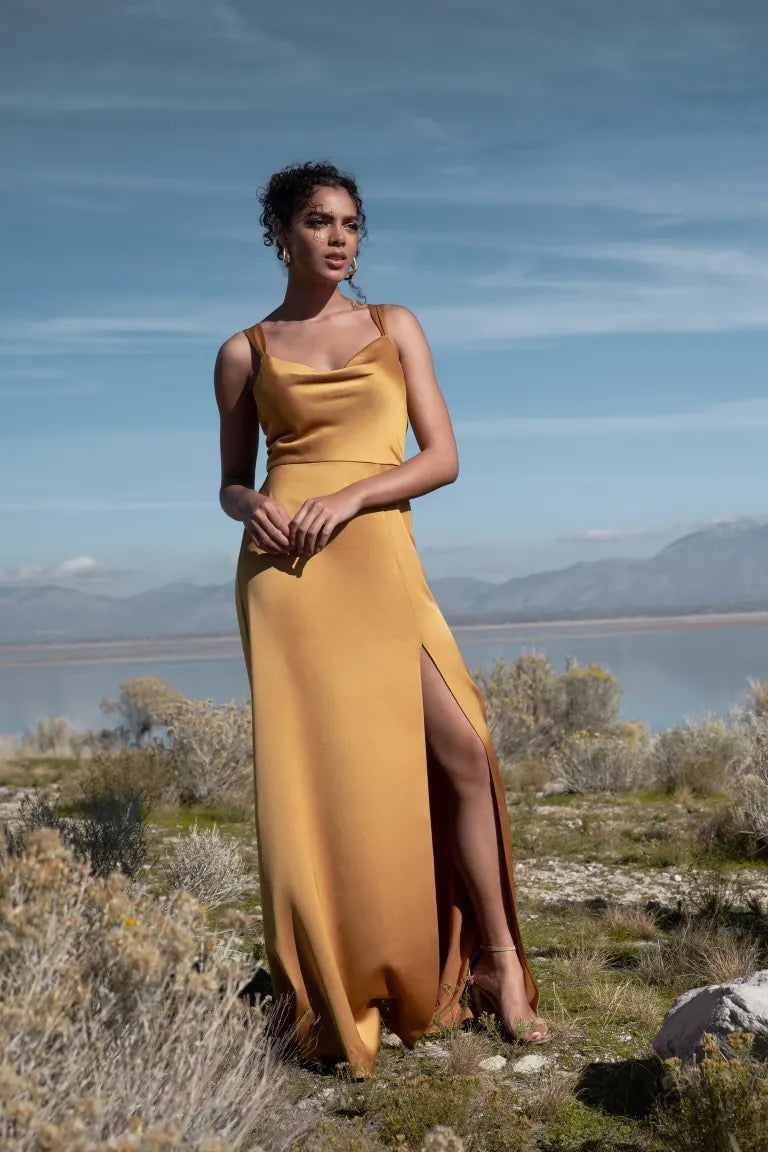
[278, 245, 291, 266]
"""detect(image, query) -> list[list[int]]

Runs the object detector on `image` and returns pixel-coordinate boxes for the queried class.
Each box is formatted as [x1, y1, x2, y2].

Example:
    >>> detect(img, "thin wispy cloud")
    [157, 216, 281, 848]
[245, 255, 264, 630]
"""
[0, 89, 251, 113]
[0, 501, 217, 512]
[0, 555, 111, 583]
[561, 529, 665, 543]
[0, 168, 249, 196]
[454, 400, 768, 438]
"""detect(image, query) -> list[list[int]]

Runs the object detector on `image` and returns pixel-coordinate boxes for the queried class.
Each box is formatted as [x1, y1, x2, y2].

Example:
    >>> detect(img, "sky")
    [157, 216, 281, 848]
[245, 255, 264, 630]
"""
[2, 0, 768, 596]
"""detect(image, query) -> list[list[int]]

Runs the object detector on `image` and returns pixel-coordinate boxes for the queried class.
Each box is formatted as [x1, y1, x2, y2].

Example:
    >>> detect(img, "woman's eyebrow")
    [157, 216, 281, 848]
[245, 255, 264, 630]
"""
[304, 209, 358, 222]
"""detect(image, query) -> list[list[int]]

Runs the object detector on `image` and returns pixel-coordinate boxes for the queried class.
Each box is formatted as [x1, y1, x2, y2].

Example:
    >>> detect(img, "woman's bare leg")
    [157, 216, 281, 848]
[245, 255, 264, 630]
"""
[419, 646, 545, 1033]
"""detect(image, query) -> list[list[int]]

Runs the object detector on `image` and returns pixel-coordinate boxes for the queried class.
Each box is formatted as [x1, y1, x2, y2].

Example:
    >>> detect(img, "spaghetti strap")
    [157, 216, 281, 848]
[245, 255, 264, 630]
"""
[368, 304, 387, 336]
[244, 323, 266, 354]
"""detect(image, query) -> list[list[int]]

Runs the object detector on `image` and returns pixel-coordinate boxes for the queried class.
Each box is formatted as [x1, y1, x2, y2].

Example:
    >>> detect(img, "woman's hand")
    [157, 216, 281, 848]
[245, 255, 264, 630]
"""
[289, 488, 362, 556]
[244, 492, 292, 554]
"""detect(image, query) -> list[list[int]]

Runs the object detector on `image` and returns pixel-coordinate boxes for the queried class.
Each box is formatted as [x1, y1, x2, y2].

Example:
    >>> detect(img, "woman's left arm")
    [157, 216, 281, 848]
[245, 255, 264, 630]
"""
[353, 304, 459, 507]
[288, 305, 459, 555]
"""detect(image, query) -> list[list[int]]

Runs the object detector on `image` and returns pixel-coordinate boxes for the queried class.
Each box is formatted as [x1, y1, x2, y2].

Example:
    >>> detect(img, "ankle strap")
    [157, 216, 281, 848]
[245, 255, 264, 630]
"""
[480, 944, 517, 952]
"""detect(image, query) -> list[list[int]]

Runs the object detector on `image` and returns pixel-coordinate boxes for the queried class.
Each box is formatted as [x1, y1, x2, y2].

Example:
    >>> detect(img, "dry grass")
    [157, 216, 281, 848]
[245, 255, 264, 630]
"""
[638, 919, 762, 990]
[521, 1064, 578, 1124]
[558, 933, 613, 984]
[586, 978, 666, 1032]
[0, 826, 301, 1152]
[600, 903, 664, 941]
[440, 1028, 496, 1076]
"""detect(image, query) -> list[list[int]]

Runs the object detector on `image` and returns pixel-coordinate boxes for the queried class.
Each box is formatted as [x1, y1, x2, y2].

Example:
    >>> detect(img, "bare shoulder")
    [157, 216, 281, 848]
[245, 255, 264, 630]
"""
[216, 328, 254, 370]
[214, 330, 258, 416]
[381, 303, 422, 331]
[380, 304, 428, 350]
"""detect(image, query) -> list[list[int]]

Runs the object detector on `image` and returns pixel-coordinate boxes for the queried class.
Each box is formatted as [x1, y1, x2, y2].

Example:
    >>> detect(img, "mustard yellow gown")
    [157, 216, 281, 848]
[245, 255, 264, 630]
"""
[235, 303, 539, 1076]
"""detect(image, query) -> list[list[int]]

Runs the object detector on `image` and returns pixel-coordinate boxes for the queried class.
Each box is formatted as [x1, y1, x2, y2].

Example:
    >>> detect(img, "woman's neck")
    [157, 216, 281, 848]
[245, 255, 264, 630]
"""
[275, 278, 351, 321]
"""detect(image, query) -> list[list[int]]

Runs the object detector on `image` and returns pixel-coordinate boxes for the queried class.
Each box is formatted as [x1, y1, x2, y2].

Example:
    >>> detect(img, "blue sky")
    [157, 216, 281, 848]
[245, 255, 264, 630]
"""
[2, 0, 768, 595]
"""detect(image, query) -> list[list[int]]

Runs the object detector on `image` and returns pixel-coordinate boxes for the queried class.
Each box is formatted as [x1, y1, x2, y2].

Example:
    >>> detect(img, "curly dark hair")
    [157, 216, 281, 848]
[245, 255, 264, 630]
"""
[257, 160, 368, 298]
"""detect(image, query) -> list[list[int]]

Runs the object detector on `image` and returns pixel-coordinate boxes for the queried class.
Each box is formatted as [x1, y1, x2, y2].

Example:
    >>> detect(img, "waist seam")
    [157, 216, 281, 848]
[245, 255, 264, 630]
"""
[266, 458, 402, 471]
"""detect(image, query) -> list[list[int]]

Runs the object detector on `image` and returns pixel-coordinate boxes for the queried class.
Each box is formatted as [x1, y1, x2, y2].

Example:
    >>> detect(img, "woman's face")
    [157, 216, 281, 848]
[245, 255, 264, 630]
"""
[277, 184, 360, 283]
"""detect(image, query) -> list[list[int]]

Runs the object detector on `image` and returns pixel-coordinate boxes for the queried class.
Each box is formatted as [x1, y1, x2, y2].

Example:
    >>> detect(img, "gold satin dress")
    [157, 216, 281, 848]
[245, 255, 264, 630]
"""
[235, 303, 539, 1076]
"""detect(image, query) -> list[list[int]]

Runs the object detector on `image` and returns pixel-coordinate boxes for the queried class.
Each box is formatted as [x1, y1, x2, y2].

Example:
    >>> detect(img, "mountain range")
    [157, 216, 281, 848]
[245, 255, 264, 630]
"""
[2, 520, 767, 644]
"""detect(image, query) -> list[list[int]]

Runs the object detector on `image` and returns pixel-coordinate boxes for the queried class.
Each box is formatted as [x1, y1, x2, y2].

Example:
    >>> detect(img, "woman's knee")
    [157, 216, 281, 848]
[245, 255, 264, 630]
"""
[428, 730, 490, 799]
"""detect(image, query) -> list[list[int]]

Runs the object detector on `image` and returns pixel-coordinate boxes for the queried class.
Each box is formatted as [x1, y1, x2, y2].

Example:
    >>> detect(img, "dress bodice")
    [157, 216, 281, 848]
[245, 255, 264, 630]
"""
[243, 304, 408, 472]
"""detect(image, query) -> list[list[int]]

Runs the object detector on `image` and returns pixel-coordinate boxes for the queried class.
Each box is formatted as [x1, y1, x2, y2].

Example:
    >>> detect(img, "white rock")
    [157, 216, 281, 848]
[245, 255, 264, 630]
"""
[653, 969, 768, 1062]
[381, 1031, 404, 1048]
[478, 1055, 507, 1072]
[511, 1053, 548, 1074]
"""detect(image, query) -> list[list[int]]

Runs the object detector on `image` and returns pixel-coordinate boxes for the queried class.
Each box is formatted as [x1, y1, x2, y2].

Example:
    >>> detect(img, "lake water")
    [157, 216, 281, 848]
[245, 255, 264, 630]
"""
[2, 615, 768, 738]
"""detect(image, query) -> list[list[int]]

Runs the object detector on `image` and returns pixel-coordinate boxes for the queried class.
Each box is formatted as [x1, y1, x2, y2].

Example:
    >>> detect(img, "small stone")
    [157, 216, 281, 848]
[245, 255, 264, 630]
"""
[478, 1055, 507, 1072]
[511, 1053, 549, 1074]
[422, 1126, 466, 1151]
[381, 1031, 403, 1048]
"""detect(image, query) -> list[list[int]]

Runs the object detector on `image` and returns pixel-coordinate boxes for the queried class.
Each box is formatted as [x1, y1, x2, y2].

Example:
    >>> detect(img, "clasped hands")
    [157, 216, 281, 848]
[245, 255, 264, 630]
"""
[245, 488, 361, 557]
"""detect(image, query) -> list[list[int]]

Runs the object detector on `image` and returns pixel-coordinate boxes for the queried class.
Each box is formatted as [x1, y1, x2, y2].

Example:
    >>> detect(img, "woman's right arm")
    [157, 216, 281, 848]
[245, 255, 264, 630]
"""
[214, 332, 291, 553]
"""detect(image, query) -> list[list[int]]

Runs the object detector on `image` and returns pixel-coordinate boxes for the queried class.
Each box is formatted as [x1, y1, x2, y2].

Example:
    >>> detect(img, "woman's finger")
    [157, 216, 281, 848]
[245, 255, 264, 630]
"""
[251, 515, 288, 552]
[289, 504, 310, 553]
[302, 508, 328, 555]
[264, 513, 290, 548]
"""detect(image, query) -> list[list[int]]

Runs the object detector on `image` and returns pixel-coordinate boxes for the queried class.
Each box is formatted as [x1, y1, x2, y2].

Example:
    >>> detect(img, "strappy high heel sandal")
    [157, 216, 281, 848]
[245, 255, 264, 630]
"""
[470, 944, 550, 1046]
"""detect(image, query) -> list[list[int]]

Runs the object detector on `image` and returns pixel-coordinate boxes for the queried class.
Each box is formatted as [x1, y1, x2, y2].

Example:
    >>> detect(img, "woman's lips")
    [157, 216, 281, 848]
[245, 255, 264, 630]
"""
[325, 255, 346, 266]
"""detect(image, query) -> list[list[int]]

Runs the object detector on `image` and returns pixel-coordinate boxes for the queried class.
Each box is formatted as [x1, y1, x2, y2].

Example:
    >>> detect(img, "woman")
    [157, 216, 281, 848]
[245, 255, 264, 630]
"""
[214, 160, 549, 1077]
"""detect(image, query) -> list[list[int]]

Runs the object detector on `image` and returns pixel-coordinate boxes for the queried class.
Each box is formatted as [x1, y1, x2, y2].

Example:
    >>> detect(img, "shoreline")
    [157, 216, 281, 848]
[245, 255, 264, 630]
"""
[2, 608, 768, 668]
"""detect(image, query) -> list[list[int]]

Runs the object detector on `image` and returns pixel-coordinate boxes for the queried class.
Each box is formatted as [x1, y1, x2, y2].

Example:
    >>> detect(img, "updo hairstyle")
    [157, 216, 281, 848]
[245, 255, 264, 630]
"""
[257, 161, 367, 299]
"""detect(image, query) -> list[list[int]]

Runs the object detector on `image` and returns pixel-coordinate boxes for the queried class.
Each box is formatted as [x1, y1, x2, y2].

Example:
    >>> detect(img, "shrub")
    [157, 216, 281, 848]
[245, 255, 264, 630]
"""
[558, 657, 623, 735]
[500, 753, 553, 793]
[0, 826, 298, 1152]
[84, 744, 178, 806]
[160, 819, 250, 909]
[19, 715, 82, 758]
[745, 677, 768, 718]
[650, 719, 750, 796]
[651, 1030, 768, 1152]
[474, 653, 629, 771]
[7, 780, 150, 879]
[547, 730, 653, 793]
[166, 697, 253, 805]
[699, 717, 768, 859]
[358, 1074, 475, 1149]
[473, 651, 563, 760]
[0, 733, 18, 759]
[69, 776, 151, 878]
[100, 674, 184, 747]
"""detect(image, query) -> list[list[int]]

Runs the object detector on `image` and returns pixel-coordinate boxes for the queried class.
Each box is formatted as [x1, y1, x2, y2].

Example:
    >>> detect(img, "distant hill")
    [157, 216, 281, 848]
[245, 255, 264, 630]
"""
[2, 520, 768, 643]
